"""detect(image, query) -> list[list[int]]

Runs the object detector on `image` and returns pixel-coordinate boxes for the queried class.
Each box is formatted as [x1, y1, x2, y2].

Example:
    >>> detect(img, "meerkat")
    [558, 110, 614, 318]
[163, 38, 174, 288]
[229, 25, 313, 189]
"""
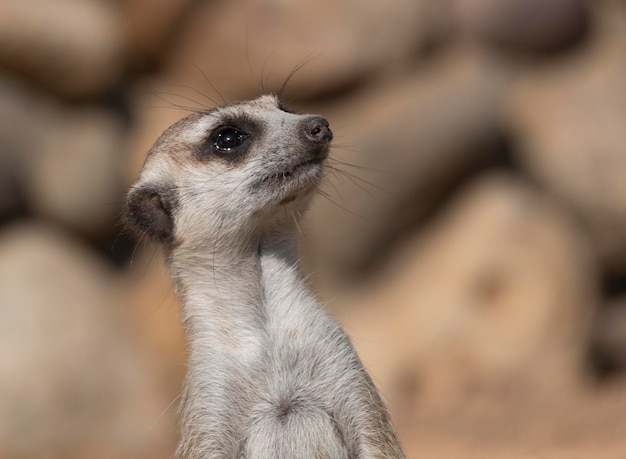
[125, 94, 405, 458]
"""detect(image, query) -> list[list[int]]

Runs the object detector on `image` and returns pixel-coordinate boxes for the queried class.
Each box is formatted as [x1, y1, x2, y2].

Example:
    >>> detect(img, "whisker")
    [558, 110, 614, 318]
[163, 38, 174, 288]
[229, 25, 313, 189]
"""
[291, 210, 304, 238]
[145, 105, 202, 114]
[148, 92, 204, 113]
[327, 164, 389, 195]
[323, 173, 345, 200]
[330, 140, 359, 148]
[151, 90, 210, 110]
[110, 229, 124, 252]
[330, 145, 368, 156]
[142, 260, 178, 318]
[330, 123, 350, 133]
[163, 82, 220, 107]
[328, 157, 383, 173]
[127, 241, 173, 318]
[160, 281, 178, 317]
[245, 27, 264, 94]
[189, 60, 227, 105]
[129, 239, 141, 270]
[317, 190, 367, 220]
[140, 244, 160, 281]
[277, 51, 324, 100]
[260, 53, 275, 94]
[334, 172, 375, 198]
[148, 391, 184, 433]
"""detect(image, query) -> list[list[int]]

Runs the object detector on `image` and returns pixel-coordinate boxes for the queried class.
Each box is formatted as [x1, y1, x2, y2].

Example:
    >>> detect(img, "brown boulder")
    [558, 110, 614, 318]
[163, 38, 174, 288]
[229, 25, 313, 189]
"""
[0, 0, 125, 98]
[338, 174, 598, 417]
[0, 74, 129, 238]
[21, 106, 128, 238]
[508, 4, 626, 273]
[453, 0, 589, 53]
[592, 297, 626, 373]
[0, 223, 177, 458]
[119, 0, 195, 67]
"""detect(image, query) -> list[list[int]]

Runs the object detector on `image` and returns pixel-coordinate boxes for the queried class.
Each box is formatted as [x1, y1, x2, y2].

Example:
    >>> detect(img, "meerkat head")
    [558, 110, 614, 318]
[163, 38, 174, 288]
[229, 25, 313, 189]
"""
[125, 94, 332, 247]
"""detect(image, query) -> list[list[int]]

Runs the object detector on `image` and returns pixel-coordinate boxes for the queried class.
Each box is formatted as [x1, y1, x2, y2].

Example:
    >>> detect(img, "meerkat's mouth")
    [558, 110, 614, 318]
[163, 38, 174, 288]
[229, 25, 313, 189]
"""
[261, 157, 325, 185]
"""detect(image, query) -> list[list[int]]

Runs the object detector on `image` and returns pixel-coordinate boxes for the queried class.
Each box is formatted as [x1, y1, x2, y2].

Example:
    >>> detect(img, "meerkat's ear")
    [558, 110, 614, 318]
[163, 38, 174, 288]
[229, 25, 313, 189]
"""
[125, 184, 176, 243]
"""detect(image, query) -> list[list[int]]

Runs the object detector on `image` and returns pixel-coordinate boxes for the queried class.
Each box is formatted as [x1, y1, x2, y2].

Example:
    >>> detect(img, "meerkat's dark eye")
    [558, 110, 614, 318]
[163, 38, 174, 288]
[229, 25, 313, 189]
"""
[212, 126, 249, 152]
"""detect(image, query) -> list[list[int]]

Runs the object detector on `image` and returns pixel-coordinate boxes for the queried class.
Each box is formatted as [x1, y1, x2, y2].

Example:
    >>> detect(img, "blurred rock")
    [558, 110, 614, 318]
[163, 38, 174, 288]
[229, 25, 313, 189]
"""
[163, 0, 434, 100]
[0, 150, 18, 218]
[0, 74, 129, 238]
[118, 248, 187, 397]
[0, 76, 32, 217]
[339, 174, 597, 417]
[509, 5, 626, 274]
[453, 0, 589, 53]
[21, 106, 128, 239]
[402, 381, 626, 458]
[119, 0, 195, 68]
[304, 50, 508, 286]
[592, 297, 626, 373]
[0, 0, 125, 98]
[0, 223, 176, 458]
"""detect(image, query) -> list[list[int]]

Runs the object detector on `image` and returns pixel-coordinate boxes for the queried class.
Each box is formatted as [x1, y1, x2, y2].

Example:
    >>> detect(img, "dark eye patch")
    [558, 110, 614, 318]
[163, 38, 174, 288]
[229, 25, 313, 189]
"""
[194, 115, 262, 164]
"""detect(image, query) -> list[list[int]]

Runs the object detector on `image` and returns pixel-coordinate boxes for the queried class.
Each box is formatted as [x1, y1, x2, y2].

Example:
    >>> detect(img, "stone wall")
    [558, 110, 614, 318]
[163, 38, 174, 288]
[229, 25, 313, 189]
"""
[1, 0, 625, 457]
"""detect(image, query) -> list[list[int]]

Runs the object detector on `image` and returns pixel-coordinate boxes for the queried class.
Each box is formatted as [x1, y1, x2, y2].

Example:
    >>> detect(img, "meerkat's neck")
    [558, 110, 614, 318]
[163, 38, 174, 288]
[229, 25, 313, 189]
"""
[172, 219, 311, 344]
[174, 241, 265, 352]
[170, 222, 325, 456]
[171, 239, 268, 456]
[258, 225, 320, 325]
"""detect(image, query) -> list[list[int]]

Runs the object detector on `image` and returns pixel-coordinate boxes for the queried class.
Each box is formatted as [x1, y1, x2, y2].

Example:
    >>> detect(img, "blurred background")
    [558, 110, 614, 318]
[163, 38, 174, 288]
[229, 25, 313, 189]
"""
[1, 0, 626, 457]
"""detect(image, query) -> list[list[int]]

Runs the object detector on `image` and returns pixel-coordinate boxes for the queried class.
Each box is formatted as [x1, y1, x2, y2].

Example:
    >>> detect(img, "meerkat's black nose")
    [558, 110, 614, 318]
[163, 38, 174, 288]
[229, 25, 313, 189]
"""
[303, 116, 333, 143]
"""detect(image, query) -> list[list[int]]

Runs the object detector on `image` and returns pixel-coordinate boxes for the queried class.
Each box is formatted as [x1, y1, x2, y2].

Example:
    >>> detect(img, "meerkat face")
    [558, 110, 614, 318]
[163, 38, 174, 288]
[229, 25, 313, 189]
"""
[125, 94, 332, 245]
